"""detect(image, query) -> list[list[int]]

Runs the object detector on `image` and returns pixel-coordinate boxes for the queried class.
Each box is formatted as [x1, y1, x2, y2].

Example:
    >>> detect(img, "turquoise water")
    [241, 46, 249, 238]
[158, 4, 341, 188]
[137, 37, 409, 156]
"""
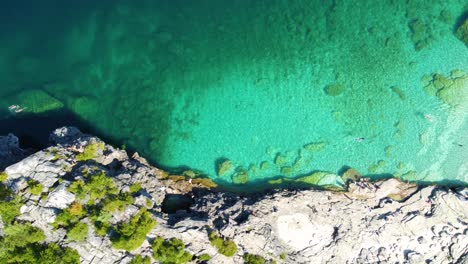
[0, 0, 467, 187]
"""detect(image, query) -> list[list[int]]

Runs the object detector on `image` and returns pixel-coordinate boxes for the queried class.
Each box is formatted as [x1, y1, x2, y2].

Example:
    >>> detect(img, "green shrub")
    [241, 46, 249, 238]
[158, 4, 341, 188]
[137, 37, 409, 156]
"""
[279, 253, 286, 260]
[102, 192, 134, 213]
[36, 243, 80, 264]
[0, 196, 22, 225]
[0, 171, 7, 182]
[152, 236, 192, 264]
[129, 255, 151, 264]
[68, 201, 85, 217]
[86, 172, 118, 200]
[243, 253, 266, 264]
[68, 172, 118, 201]
[111, 209, 156, 251]
[129, 183, 142, 193]
[27, 179, 43, 195]
[67, 222, 88, 242]
[2, 223, 45, 247]
[198, 253, 211, 262]
[0, 183, 12, 200]
[208, 232, 237, 257]
[75, 142, 104, 161]
[68, 180, 87, 200]
[0, 224, 79, 264]
[53, 208, 80, 229]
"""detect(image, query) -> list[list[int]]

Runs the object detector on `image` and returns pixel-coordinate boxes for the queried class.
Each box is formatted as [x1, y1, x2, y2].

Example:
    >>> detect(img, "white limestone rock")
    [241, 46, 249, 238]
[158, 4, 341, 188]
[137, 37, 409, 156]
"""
[45, 183, 76, 209]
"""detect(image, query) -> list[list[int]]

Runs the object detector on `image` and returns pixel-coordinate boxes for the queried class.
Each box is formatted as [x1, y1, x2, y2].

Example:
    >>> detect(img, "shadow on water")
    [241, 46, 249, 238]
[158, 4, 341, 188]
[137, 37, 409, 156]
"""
[206, 171, 468, 194]
[453, 11, 468, 32]
[1, 110, 466, 193]
[0, 109, 123, 153]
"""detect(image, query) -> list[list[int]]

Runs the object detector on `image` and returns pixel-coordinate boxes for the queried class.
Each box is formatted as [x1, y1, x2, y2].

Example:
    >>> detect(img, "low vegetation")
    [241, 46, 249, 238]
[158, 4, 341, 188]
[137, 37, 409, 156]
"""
[0, 171, 7, 182]
[59, 170, 140, 241]
[110, 208, 156, 251]
[243, 253, 266, 264]
[0, 195, 22, 225]
[208, 232, 237, 257]
[27, 179, 43, 195]
[197, 253, 211, 262]
[152, 236, 192, 264]
[129, 255, 151, 264]
[75, 142, 104, 161]
[67, 222, 89, 242]
[0, 222, 80, 263]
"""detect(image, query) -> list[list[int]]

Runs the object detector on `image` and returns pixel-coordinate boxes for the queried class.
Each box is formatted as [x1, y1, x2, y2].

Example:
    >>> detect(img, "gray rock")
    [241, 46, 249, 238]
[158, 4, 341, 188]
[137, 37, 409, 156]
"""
[0, 133, 27, 170]
[45, 183, 76, 209]
[49, 127, 83, 145]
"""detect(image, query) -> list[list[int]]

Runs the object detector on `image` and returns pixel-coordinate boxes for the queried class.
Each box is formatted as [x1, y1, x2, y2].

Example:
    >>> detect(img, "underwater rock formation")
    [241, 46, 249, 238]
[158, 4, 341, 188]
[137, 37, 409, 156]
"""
[1, 89, 64, 115]
[422, 70, 468, 111]
[0, 127, 467, 264]
[456, 15, 468, 46]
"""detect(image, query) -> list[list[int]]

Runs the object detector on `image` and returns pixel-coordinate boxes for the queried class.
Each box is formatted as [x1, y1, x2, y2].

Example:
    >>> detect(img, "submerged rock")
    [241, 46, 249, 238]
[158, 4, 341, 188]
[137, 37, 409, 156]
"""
[455, 15, 468, 46]
[231, 167, 249, 184]
[2, 89, 64, 114]
[422, 71, 468, 111]
[324, 83, 345, 96]
[216, 159, 233, 177]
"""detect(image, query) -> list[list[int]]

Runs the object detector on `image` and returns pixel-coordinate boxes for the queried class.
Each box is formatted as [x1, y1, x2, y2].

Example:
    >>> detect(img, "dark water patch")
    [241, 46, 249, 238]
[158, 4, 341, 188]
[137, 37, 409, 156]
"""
[0, 109, 93, 150]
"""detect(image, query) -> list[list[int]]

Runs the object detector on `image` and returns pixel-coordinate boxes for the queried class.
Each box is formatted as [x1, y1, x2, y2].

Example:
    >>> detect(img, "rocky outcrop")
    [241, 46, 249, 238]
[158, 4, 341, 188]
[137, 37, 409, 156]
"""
[0, 133, 28, 170]
[0, 127, 467, 264]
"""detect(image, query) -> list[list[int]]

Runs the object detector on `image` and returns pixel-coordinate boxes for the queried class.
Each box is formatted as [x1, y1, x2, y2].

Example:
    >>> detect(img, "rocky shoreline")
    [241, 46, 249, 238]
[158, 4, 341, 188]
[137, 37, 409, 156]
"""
[0, 127, 467, 264]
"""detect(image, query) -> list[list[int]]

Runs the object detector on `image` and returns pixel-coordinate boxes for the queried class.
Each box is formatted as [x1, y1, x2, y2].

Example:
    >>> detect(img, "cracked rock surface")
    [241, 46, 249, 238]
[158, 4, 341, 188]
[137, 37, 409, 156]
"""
[0, 127, 467, 264]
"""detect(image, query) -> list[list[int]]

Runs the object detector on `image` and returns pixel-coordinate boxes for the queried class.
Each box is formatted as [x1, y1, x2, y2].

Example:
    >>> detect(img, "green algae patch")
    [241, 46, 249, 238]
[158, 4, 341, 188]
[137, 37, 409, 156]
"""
[216, 159, 233, 177]
[267, 178, 283, 185]
[191, 178, 218, 189]
[259, 161, 270, 170]
[280, 166, 294, 176]
[341, 168, 362, 184]
[274, 153, 287, 166]
[303, 141, 327, 152]
[455, 16, 468, 46]
[3, 89, 64, 114]
[231, 167, 249, 184]
[324, 83, 345, 96]
[76, 142, 105, 161]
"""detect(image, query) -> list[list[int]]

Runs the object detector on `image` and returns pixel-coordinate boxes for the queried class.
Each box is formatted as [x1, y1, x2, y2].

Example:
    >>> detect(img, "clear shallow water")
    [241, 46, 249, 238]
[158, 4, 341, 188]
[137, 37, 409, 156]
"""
[0, 0, 467, 187]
